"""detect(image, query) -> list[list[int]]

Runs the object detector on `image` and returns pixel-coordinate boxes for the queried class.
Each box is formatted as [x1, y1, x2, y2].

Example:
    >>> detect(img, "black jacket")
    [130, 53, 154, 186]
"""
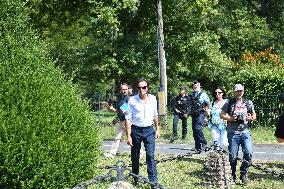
[173, 94, 190, 115]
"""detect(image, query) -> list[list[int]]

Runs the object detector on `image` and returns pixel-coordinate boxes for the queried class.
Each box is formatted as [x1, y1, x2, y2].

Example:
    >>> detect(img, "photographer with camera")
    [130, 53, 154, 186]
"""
[170, 85, 191, 142]
[220, 84, 256, 185]
[275, 92, 284, 143]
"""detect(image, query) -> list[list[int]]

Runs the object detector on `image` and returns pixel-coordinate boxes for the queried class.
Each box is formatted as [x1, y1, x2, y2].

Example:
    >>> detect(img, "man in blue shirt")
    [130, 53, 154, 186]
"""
[189, 80, 210, 152]
[125, 78, 160, 184]
[104, 83, 129, 158]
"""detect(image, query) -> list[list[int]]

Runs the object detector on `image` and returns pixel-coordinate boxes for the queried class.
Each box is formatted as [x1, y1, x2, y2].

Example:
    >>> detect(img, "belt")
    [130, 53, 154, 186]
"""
[132, 125, 153, 128]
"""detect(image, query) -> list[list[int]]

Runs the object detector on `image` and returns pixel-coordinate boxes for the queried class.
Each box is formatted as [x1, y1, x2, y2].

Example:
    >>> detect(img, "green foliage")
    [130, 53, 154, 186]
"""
[23, 0, 283, 99]
[0, 0, 100, 188]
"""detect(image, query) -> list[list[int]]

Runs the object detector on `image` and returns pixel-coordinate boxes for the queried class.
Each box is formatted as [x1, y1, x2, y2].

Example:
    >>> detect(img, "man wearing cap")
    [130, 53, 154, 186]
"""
[275, 92, 284, 143]
[189, 81, 210, 151]
[170, 85, 191, 142]
[220, 84, 256, 185]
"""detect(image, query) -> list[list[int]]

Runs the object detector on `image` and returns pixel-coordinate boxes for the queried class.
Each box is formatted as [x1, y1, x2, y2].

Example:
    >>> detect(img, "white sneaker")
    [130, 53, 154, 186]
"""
[104, 152, 115, 158]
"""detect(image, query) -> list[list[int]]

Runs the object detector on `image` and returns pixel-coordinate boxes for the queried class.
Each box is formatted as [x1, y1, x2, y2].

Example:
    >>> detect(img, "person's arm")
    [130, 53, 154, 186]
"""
[173, 96, 181, 113]
[220, 111, 236, 122]
[220, 102, 236, 122]
[275, 112, 284, 143]
[276, 137, 284, 143]
[125, 119, 133, 146]
[125, 98, 133, 146]
[154, 115, 160, 139]
[246, 100, 256, 121]
[154, 97, 160, 139]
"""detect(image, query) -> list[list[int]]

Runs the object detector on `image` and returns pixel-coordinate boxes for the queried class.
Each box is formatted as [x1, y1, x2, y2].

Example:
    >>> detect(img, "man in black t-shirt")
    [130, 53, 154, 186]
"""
[275, 92, 284, 143]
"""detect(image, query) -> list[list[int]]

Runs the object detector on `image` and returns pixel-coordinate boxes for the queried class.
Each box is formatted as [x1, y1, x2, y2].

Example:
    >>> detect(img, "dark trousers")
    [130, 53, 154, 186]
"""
[192, 113, 207, 150]
[131, 125, 157, 183]
[172, 114, 188, 139]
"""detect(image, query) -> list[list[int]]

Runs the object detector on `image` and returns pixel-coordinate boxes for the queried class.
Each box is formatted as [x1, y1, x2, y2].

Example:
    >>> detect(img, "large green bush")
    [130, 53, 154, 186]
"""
[0, 0, 100, 188]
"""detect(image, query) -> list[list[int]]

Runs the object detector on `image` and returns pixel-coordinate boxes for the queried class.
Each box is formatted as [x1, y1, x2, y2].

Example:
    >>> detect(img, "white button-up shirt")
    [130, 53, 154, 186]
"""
[125, 94, 158, 127]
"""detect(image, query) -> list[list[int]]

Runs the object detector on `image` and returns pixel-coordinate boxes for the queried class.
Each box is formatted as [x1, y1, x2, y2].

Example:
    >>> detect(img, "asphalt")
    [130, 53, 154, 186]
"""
[102, 141, 284, 161]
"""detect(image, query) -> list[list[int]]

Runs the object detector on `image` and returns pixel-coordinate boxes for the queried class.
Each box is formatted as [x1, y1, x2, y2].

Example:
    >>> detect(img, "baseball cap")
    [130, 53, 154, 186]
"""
[179, 86, 186, 90]
[234, 84, 244, 91]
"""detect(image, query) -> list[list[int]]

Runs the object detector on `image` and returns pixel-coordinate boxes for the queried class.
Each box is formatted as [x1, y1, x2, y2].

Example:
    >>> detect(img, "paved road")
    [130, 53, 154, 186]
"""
[102, 141, 284, 161]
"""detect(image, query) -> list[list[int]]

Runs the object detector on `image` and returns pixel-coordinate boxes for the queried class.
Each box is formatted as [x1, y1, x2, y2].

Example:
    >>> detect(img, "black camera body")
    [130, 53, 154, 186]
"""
[234, 113, 245, 123]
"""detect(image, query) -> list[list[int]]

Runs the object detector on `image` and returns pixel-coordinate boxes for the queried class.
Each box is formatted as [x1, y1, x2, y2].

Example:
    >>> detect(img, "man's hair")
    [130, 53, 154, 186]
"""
[120, 83, 128, 89]
[193, 80, 200, 85]
[137, 77, 149, 86]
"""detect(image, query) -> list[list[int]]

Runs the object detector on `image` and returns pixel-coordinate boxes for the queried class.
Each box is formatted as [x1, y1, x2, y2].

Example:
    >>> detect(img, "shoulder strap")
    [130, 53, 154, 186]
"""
[244, 98, 252, 113]
[228, 97, 236, 115]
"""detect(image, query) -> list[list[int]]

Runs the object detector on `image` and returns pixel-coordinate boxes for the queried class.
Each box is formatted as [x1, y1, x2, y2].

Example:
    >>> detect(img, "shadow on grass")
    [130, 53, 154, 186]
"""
[176, 157, 205, 164]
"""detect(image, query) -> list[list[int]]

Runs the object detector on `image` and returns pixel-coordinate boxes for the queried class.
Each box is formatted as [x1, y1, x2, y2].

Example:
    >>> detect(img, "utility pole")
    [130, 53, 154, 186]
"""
[157, 0, 167, 127]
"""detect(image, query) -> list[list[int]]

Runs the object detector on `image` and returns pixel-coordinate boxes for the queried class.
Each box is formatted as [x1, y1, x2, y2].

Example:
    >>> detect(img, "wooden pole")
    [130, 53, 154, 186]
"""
[157, 0, 167, 127]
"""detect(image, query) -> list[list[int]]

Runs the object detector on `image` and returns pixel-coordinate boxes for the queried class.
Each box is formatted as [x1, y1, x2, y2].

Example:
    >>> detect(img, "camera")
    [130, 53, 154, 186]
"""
[235, 113, 244, 123]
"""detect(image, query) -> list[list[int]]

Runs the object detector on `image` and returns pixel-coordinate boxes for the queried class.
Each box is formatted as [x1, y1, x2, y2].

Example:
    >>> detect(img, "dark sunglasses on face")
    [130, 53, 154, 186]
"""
[138, 86, 147, 90]
[215, 91, 222, 94]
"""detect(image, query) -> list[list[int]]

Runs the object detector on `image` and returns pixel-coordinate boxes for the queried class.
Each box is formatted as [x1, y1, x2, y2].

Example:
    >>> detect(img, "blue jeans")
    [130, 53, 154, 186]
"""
[227, 129, 253, 175]
[131, 125, 157, 183]
[192, 113, 207, 150]
[172, 114, 188, 139]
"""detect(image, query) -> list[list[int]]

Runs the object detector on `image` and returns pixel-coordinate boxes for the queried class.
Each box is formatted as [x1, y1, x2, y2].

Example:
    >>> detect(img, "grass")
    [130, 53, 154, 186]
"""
[89, 110, 283, 189]
[95, 110, 277, 144]
[88, 153, 284, 189]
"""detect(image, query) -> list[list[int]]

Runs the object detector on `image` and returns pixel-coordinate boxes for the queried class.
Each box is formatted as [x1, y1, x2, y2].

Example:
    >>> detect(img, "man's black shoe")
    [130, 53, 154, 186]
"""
[170, 136, 178, 142]
[191, 148, 202, 153]
[240, 173, 249, 185]
[232, 174, 237, 184]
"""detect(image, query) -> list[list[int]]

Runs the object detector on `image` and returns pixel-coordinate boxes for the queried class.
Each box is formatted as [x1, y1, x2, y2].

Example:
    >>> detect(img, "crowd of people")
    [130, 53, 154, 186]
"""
[104, 78, 283, 186]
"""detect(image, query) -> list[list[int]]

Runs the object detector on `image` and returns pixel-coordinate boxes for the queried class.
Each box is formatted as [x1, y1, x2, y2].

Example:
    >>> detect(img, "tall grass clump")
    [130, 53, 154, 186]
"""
[0, 0, 100, 188]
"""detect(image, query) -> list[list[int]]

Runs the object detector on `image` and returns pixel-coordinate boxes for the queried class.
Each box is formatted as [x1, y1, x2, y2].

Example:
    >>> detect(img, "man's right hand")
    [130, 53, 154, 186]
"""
[127, 136, 133, 146]
[229, 114, 237, 122]
[175, 109, 181, 114]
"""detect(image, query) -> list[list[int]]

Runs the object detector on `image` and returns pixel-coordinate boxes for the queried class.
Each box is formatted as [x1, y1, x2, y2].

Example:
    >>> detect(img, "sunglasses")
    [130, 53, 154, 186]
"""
[215, 91, 223, 94]
[138, 86, 147, 90]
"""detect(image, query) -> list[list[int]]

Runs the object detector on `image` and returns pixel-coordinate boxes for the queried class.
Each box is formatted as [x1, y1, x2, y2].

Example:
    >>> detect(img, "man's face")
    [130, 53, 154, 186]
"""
[137, 81, 148, 96]
[234, 90, 244, 99]
[193, 83, 201, 92]
[120, 85, 128, 96]
[128, 88, 133, 95]
[179, 89, 185, 95]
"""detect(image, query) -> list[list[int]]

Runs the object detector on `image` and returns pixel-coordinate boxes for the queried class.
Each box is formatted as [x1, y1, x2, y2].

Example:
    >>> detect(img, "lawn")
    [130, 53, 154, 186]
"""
[95, 111, 277, 144]
[89, 153, 283, 189]
[88, 111, 284, 189]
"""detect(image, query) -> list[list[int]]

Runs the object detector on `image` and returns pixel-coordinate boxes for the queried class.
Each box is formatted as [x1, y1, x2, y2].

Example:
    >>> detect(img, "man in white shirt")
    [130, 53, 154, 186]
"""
[125, 78, 160, 184]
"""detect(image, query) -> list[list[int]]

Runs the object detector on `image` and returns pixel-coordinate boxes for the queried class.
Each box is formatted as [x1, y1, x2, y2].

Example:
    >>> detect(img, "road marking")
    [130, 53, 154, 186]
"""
[102, 144, 284, 156]
[254, 152, 266, 154]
